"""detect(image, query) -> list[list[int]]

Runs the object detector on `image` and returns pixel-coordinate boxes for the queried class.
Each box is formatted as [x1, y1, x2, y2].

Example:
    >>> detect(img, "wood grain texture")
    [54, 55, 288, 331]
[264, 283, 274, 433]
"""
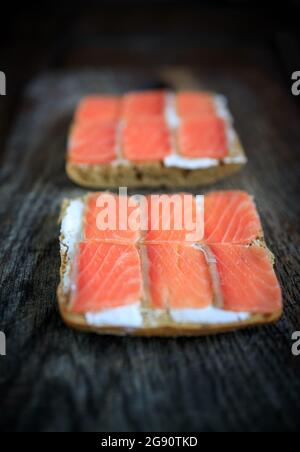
[0, 68, 300, 432]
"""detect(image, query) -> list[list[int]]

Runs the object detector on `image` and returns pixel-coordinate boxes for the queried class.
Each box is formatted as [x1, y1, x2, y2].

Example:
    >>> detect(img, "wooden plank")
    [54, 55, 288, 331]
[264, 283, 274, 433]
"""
[0, 68, 300, 432]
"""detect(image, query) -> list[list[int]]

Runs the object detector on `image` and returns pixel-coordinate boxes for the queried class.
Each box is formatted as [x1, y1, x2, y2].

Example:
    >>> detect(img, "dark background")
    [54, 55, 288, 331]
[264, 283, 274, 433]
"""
[0, 0, 300, 432]
[1, 0, 300, 160]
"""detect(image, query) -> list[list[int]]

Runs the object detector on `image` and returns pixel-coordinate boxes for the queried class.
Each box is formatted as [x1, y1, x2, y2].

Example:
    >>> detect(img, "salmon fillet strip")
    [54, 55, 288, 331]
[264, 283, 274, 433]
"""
[71, 241, 143, 313]
[68, 191, 281, 315]
[68, 90, 234, 165]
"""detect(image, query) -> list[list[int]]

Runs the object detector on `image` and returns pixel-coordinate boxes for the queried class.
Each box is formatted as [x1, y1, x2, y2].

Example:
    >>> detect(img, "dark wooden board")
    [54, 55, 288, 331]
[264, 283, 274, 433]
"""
[0, 68, 300, 432]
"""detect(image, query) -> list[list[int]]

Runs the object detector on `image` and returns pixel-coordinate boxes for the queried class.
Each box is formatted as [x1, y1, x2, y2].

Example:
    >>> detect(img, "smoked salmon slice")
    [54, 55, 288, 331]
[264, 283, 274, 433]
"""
[146, 243, 213, 309]
[67, 89, 247, 189]
[122, 117, 172, 161]
[204, 191, 262, 244]
[176, 92, 216, 117]
[84, 193, 142, 243]
[60, 190, 282, 331]
[75, 96, 121, 123]
[210, 244, 282, 313]
[71, 241, 143, 313]
[178, 116, 228, 159]
[144, 193, 203, 243]
[68, 120, 118, 165]
[122, 91, 165, 119]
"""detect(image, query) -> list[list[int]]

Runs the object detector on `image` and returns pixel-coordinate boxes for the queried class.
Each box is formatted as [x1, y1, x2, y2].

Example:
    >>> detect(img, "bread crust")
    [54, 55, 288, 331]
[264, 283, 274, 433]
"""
[66, 160, 244, 189]
[57, 201, 282, 336]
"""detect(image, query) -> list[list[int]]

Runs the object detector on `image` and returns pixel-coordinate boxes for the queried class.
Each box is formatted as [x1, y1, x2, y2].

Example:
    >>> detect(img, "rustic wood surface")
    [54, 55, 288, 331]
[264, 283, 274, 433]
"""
[0, 67, 299, 432]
